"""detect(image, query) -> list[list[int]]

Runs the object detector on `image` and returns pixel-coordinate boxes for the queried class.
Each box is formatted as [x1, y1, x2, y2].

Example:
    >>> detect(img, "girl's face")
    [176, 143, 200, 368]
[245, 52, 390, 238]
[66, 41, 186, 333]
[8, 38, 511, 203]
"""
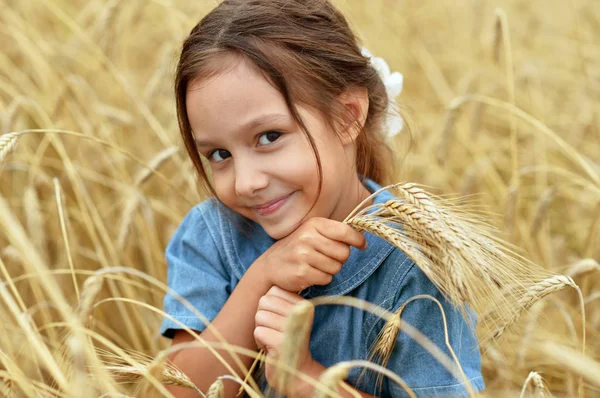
[186, 56, 370, 239]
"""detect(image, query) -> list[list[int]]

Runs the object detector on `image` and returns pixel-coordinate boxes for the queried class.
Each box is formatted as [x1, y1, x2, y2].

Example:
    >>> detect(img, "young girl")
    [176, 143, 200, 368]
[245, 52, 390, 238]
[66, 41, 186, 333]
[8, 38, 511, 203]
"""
[160, 0, 485, 397]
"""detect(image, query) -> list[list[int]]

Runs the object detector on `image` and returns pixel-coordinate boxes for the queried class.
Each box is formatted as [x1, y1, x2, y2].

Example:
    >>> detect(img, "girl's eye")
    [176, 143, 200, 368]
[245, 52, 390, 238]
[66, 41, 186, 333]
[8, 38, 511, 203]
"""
[258, 131, 281, 146]
[209, 149, 231, 162]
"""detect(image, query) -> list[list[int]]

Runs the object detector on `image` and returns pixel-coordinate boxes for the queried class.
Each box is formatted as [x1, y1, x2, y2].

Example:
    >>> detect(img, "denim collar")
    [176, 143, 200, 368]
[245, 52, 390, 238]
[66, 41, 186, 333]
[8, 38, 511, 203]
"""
[301, 178, 395, 297]
[226, 178, 395, 297]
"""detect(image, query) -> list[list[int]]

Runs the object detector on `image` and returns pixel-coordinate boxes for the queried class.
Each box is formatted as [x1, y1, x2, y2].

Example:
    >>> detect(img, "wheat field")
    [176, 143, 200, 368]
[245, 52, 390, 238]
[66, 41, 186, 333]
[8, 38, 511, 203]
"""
[0, 0, 599, 397]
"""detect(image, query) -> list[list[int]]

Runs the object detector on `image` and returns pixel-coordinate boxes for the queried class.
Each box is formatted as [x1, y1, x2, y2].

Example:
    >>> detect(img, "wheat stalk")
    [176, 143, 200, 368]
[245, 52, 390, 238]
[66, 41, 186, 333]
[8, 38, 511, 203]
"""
[530, 188, 556, 236]
[133, 146, 179, 186]
[436, 103, 461, 166]
[566, 258, 600, 279]
[23, 185, 48, 264]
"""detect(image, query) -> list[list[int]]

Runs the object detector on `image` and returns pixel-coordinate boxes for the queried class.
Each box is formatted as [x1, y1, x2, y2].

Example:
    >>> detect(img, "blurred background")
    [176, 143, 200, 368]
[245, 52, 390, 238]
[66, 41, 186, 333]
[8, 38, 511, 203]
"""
[0, 0, 598, 397]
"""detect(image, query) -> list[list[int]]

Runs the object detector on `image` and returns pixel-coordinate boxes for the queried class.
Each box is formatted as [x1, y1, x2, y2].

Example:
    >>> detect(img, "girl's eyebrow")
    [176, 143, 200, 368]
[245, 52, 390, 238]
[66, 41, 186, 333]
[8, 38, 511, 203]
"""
[194, 113, 290, 147]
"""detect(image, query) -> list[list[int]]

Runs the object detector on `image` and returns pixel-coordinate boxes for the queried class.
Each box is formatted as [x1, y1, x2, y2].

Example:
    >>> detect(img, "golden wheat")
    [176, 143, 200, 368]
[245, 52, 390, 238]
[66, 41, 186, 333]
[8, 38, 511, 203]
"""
[207, 378, 225, 398]
[312, 363, 353, 398]
[520, 371, 546, 398]
[275, 300, 315, 393]
[106, 364, 199, 392]
[1, 1, 599, 397]
[0, 132, 20, 163]
[489, 275, 576, 340]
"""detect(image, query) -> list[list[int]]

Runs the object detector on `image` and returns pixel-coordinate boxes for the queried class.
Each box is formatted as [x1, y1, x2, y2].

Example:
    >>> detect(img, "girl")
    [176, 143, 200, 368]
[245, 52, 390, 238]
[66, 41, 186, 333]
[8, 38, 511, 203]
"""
[161, 0, 485, 397]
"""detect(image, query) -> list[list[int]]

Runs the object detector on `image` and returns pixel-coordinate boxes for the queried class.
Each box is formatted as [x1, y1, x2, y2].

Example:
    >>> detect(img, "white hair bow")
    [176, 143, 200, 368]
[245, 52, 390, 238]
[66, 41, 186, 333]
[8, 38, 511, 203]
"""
[361, 47, 404, 137]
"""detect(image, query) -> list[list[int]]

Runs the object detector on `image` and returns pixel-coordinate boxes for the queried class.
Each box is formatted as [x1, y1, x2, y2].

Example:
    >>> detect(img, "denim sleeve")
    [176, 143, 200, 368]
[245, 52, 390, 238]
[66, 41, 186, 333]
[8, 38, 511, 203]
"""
[383, 264, 485, 397]
[160, 204, 231, 338]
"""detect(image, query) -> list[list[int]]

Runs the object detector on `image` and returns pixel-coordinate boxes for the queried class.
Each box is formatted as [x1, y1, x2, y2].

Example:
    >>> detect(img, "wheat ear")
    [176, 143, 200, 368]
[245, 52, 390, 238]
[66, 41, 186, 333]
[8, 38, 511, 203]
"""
[0, 132, 21, 163]
[77, 274, 104, 325]
[106, 364, 200, 392]
[207, 379, 225, 398]
[276, 300, 315, 392]
[519, 371, 546, 398]
[491, 275, 576, 339]
[312, 363, 353, 398]
[67, 335, 94, 396]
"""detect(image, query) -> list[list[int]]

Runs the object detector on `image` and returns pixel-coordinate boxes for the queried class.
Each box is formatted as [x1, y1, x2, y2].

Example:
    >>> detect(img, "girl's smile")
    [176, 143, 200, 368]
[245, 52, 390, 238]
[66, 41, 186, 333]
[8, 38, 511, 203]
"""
[252, 191, 296, 217]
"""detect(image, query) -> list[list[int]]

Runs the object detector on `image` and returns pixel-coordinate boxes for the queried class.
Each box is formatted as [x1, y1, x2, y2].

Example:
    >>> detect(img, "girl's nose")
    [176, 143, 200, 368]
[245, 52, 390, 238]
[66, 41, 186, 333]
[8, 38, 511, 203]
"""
[234, 162, 269, 198]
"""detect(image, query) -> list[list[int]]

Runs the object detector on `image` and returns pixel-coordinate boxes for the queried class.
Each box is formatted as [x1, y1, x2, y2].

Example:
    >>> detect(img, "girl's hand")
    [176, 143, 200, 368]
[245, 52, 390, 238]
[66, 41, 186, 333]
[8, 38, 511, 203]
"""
[254, 286, 319, 396]
[255, 217, 367, 293]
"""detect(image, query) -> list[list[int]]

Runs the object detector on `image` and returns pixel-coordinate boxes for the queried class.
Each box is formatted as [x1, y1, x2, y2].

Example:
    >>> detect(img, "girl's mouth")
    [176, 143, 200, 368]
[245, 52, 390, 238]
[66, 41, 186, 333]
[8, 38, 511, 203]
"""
[253, 192, 295, 216]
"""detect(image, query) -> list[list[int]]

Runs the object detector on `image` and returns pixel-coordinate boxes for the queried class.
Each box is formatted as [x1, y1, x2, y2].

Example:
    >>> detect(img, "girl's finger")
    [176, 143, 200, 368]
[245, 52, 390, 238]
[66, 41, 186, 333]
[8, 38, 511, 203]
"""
[258, 294, 296, 316]
[254, 326, 283, 352]
[315, 219, 367, 250]
[255, 309, 287, 332]
[316, 238, 352, 264]
[266, 285, 303, 304]
[306, 249, 343, 275]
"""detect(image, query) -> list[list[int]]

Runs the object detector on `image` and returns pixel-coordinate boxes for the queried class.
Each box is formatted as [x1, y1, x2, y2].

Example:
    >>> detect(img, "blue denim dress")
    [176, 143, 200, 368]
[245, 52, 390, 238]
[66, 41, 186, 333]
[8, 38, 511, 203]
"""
[161, 179, 485, 397]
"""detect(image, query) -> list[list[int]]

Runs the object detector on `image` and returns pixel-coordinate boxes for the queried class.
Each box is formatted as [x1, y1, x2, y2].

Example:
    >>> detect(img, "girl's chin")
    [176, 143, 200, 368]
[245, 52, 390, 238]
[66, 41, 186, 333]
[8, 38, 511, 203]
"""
[261, 222, 298, 240]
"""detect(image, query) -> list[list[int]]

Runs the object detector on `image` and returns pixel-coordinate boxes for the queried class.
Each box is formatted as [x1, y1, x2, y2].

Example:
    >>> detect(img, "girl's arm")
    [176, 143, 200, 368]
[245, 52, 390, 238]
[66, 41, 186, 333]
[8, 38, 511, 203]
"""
[165, 217, 366, 398]
[166, 262, 271, 398]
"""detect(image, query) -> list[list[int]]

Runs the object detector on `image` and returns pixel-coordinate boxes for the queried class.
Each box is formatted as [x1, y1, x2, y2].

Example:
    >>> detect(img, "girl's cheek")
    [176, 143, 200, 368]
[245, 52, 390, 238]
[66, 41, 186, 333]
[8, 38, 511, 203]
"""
[212, 168, 235, 202]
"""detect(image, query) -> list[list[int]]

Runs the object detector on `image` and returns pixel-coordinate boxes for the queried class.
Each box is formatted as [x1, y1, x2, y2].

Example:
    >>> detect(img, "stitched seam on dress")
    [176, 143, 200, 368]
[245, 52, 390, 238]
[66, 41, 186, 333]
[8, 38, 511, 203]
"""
[364, 255, 414, 345]
[218, 207, 245, 281]
[407, 375, 484, 391]
[194, 204, 222, 264]
[164, 314, 213, 319]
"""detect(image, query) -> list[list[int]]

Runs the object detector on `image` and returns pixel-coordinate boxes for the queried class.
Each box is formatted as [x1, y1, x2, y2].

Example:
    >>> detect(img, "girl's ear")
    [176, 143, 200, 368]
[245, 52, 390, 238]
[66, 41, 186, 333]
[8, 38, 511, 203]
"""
[338, 87, 369, 145]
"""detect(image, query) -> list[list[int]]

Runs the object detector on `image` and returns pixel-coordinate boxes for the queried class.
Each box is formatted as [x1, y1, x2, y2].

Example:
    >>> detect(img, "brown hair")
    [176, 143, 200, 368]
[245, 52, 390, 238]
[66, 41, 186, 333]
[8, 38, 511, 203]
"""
[175, 0, 396, 198]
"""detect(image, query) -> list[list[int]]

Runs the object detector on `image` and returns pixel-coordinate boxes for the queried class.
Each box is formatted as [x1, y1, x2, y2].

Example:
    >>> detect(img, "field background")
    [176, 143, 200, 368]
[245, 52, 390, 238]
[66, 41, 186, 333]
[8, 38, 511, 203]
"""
[0, 0, 599, 397]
